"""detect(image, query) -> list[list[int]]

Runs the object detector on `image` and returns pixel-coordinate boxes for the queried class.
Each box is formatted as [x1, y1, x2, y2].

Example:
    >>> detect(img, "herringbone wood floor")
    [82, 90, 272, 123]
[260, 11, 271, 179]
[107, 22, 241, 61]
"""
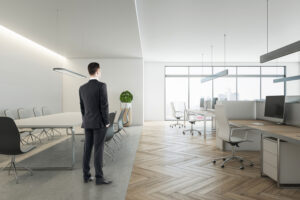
[126, 121, 300, 200]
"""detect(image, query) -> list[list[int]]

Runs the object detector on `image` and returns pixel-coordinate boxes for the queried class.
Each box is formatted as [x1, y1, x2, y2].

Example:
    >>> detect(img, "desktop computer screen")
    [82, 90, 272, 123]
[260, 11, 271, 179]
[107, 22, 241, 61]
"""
[212, 98, 218, 109]
[264, 95, 285, 119]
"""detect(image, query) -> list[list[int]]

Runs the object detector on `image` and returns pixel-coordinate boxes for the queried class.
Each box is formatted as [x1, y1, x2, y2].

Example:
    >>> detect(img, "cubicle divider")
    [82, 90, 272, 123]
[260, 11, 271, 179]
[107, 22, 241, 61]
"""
[257, 100, 300, 127]
[217, 101, 260, 151]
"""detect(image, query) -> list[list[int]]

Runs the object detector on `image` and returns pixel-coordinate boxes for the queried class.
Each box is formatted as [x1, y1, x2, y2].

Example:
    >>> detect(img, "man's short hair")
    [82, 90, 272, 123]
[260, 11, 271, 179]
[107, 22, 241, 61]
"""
[88, 62, 100, 75]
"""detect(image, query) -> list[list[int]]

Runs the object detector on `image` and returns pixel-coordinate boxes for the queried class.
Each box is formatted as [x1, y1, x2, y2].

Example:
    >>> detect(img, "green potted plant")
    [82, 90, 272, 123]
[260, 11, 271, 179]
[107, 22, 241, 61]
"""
[120, 90, 133, 126]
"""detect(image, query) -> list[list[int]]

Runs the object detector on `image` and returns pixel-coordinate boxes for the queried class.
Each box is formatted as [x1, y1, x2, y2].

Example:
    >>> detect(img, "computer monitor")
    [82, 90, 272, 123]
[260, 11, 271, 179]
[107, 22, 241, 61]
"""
[200, 98, 204, 108]
[212, 98, 218, 109]
[264, 95, 285, 119]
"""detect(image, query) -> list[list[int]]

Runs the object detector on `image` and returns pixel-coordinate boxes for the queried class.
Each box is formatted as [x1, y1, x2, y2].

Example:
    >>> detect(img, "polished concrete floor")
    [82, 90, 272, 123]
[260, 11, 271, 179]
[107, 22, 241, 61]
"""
[0, 126, 142, 200]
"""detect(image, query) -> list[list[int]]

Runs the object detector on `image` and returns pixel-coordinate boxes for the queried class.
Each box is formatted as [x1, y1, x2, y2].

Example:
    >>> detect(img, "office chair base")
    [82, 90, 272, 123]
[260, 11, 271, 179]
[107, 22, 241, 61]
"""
[183, 129, 201, 136]
[213, 155, 254, 170]
[170, 118, 184, 128]
[213, 144, 254, 170]
[2, 156, 33, 184]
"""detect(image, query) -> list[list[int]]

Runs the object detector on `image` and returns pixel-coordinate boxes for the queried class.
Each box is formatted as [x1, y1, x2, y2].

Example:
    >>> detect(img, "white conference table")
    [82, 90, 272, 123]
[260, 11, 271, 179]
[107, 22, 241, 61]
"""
[15, 112, 82, 170]
[186, 108, 215, 137]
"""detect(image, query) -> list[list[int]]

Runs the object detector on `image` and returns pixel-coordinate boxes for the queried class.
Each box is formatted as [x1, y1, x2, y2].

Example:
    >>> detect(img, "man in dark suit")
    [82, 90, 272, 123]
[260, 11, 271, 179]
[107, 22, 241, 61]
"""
[79, 62, 112, 185]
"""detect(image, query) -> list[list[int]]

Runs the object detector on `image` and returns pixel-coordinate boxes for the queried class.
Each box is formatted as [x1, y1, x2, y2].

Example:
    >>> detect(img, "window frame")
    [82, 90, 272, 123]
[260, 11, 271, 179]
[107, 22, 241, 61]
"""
[164, 66, 286, 120]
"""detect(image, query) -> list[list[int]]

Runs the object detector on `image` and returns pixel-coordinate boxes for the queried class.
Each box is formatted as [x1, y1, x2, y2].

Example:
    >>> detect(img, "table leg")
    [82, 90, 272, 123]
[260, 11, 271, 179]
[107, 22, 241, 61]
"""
[204, 116, 206, 138]
[71, 127, 76, 168]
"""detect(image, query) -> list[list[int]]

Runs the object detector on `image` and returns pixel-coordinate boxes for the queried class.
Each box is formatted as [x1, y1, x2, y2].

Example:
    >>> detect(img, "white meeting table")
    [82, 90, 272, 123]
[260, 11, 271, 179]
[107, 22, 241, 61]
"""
[15, 112, 82, 170]
[186, 108, 215, 137]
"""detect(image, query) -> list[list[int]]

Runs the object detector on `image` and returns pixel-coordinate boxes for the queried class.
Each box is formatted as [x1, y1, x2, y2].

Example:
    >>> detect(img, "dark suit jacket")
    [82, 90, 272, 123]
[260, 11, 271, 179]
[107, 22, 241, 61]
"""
[79, 79, 109, 129]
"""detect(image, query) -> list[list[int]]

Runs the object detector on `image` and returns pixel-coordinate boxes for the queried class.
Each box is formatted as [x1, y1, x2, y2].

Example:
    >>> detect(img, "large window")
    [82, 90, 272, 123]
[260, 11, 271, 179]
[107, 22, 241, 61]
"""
[165, 66, 285, 119]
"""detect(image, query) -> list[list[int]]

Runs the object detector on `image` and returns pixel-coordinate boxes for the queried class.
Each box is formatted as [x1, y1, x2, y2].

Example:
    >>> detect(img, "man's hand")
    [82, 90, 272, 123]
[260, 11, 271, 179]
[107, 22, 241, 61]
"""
[106, 124, 110, 128]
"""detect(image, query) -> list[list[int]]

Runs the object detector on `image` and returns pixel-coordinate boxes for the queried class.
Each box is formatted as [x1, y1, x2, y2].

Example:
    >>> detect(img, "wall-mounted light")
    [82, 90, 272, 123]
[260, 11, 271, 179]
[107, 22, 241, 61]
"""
[53, 68, 87, 78]
[273, 75, 300, 83]
[0, 24, 66, 61]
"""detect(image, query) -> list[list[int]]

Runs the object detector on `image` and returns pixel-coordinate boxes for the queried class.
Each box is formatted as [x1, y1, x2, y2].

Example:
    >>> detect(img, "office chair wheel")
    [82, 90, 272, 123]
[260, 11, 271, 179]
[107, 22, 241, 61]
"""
[212, 160, 216, 164]
[221, 165, 224, 168]
[222, 158, 226, 161]
[240, 166, 244, 170]
[240, 160, 243, 163]
[249, 163, 254, 167]
[182, 131, 185, 135]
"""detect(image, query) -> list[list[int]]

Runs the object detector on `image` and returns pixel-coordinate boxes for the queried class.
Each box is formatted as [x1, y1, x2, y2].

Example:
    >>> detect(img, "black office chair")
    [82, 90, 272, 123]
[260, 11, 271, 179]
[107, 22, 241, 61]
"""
[104, 112, 117, 161]
[0, 117, 36, 183]
[114, 109, 128, 137]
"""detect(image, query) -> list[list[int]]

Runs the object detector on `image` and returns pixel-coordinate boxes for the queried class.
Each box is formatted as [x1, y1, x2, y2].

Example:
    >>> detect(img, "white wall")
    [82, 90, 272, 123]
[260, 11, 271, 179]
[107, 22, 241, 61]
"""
[0, 26, 64, 116]
[144, 61, 300, 121]
[63, 58, 144, 125]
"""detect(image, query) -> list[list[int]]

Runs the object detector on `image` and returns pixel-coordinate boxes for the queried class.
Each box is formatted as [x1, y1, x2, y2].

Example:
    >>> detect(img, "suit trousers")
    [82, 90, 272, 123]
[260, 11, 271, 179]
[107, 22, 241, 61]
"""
[83, 128, 106, 179]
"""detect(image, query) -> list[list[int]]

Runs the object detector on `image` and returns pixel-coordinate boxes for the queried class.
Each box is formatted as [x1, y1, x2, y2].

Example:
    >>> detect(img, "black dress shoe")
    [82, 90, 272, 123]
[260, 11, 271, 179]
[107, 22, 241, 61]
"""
[96, 178, 112, 185]
[83, 176, 94, 183]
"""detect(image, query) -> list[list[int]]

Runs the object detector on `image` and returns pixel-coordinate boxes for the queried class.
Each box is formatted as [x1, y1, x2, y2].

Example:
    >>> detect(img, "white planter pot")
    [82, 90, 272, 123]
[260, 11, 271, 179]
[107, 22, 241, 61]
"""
[120, 103, 132, 127]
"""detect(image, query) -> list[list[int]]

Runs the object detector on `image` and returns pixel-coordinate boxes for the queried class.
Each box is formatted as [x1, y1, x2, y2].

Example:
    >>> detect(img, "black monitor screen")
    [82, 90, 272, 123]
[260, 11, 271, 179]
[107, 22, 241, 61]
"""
[264, 96, 285, 119]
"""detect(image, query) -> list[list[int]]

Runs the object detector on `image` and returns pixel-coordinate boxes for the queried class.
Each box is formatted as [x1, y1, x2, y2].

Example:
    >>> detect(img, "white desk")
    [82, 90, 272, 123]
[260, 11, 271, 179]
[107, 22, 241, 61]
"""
[15, 112, 82, 170]
[186, 109, 215, 137]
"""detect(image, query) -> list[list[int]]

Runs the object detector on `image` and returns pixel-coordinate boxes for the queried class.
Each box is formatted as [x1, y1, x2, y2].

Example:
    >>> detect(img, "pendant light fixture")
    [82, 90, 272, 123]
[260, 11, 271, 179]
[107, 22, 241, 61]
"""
[260, 0, 300, 63]
[201, 35, 228, 83]
[52, 9, 86, 79]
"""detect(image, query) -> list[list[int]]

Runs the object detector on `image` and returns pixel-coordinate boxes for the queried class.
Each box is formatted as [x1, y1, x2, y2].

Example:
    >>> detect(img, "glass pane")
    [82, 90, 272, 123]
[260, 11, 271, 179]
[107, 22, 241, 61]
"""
[261, 77, 284, 99]
[237, 77, 260, 100]
[238, 67, 260, 75]
[190, 77, 212, 109]
[213, 67, 236, 75]
[261, 67, 284, 75]
[214, 77, 237, 100]
[190, 67, 212, 75]
[165, 67, 188, 75]
[165, 77, 188, 119]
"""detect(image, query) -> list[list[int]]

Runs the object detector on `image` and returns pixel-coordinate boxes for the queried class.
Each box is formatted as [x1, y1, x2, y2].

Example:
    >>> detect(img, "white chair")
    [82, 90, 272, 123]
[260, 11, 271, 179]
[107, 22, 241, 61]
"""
[169, 102, 185, 128]
[17, 108, 42, 143]
[183, 104, 202, 135]
[212, 105, 254, 170]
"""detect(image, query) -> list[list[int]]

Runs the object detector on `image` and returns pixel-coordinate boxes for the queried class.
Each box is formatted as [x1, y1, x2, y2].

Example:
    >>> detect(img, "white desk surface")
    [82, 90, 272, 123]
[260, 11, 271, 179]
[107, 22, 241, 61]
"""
[188, 109, 215, 117]
[15, 112, 82, 129]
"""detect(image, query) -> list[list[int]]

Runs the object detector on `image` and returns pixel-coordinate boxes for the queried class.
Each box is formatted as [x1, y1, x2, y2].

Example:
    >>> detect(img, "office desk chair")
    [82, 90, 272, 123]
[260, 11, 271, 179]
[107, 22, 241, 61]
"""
[0, 117, 36, 183]
[183, 105, 202, 135]
[170, 102, 185, 128]
[212, 105, 254, 170]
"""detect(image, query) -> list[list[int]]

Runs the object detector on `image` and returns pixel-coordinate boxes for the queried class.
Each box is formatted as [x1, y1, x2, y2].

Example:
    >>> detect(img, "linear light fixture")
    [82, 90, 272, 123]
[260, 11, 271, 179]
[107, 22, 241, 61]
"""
[273, 75, 300, 83]
[201, 69, 228, 83]
[260, 40, 300, 63]
[53, 68, 87, 78]
[0, 24, 66, 61]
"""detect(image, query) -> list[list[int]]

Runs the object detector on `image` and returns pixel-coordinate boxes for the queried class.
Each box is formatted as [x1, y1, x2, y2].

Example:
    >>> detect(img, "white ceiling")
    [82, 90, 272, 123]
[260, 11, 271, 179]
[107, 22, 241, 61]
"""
[0, 0, 299, 62]
[136, 0, 300, 62]
[0, 0, 142, 58]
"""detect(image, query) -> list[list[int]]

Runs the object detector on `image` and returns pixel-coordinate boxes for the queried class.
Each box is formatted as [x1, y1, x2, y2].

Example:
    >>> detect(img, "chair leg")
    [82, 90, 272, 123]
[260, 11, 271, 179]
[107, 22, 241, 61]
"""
[212, 145, 253, 169]
[104, 150, 114, 161]
[122, 128, 128, 136]
[183, 123, 201, 135]
[112, 137, 121, 150]
[105, 143, 115, 154]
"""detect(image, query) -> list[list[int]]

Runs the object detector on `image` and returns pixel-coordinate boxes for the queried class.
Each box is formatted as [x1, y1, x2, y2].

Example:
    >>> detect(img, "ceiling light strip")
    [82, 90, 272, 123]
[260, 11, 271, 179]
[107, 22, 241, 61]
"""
[273, 75, 300, 83]
[201, 69, 228, 83]
[0, 24, 66, 60]
[260, 40, 300, 63]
